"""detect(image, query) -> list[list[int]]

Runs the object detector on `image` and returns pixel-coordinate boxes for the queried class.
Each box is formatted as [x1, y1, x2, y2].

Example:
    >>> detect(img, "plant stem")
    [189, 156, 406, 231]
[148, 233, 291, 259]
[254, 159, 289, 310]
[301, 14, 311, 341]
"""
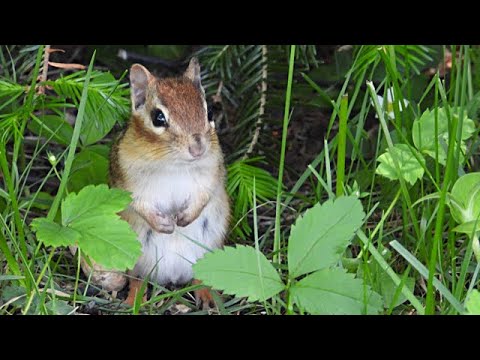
[425, 75, 461, 314]
[47, 51, 96, 220]
[22, 249, 55, 315]
[0, 229, 22, 282]
[273, 45, 296, 266]
[73, 247, 81, 306]
[285, 278, 294, 315]
[0, 144, 28, 267]
[357, 230, 425, 314]
[336, 94, 348, 197]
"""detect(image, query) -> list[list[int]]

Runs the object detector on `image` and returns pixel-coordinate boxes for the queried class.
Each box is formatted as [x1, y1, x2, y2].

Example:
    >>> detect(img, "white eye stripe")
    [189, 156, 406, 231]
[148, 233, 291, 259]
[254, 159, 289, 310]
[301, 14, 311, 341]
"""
[151, 126, 166, 135]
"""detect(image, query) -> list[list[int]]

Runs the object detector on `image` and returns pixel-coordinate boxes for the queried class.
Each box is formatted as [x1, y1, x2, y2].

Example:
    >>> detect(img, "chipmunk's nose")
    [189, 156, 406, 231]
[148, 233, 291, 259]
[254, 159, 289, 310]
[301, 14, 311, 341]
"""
[189, 133, 206, 158]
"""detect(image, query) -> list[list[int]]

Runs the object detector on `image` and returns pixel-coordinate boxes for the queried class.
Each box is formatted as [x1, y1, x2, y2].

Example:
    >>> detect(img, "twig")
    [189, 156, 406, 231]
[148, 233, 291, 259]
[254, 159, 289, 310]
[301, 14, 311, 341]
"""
[243, 45, 268, 159]
[36, 45, 50, 94]
[48, 62, 86, 70]
[212, 80, 223, 103]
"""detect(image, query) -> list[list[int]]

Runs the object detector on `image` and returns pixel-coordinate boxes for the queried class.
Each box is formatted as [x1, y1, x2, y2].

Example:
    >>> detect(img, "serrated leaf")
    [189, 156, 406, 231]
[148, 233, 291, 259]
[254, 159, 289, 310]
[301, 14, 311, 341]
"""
[465, 290, 480, 315]
[288, 196, 365, 278]
[376, 144, 425, 185]
[193, 245, 285, 302]
[412, 107, 475, 165]
[72, 217, 140, 270]
[450, 172, 480, 226]
[59, 184, 142, 270]
[290, 268, 383, 314]
[61, 184, 132, 225]
[31, 218, 80, 247]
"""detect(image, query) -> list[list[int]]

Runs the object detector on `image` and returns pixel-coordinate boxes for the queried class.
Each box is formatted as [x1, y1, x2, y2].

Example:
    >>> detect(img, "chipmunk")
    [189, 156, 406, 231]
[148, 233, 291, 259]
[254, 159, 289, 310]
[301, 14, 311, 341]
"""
[108, 58, 230, 308]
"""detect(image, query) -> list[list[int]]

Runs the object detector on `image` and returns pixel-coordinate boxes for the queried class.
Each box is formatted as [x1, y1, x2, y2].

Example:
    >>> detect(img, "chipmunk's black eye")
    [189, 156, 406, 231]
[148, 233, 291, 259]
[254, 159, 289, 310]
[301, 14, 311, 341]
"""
[151, 109, 168, 128]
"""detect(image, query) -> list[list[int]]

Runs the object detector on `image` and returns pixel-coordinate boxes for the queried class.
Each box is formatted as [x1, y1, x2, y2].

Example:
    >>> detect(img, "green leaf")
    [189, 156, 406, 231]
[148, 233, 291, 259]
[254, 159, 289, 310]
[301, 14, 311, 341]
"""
[453, 221, 480, 235]
[290, 268, 383, 314]
[72, 216, 140, 270]
[465, 290, 480, 315]
[31, 218, 80, 247]
[227, 157, 278, 239]
[0, 285, 26, 306]
[27, 115, 73, 146]
[449, 172, 480, 225]
[412, 107, 475, 165]
[376, 144, 425, 185]
[48, 71, 130, 146]
[60, 184, 141, 270]
[45, 300, 75, 315]
[61, 184, 132, 225]
[288, 196, 365, 278]
[67, 145, 110, 193]
[21, 191, 54, 210]
[379, 272, 415, 308]
[193, 245, 285, 302]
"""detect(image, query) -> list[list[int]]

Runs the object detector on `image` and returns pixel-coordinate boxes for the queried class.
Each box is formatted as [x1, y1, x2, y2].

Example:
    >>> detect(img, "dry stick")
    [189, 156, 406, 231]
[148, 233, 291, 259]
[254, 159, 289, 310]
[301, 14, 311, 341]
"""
[215, 80, 223, 100]
[37, 45, 51, 95]
[243, 45, 268, 159]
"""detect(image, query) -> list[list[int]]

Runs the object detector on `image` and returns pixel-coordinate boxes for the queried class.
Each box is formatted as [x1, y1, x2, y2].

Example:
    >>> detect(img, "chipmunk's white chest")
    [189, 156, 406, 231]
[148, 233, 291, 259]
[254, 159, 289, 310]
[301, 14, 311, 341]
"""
[133, 162, 212, 215]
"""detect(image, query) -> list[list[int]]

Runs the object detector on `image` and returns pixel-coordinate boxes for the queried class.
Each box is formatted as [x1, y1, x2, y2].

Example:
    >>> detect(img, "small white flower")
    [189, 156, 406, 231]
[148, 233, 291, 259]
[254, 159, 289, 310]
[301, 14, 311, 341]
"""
[373, 87, 409, 120]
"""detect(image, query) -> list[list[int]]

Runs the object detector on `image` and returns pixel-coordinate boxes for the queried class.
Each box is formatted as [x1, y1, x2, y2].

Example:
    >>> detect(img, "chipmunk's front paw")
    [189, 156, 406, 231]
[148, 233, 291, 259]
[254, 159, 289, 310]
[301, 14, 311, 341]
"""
[175, 209, 196, 227]
[149, 211, 175, 234]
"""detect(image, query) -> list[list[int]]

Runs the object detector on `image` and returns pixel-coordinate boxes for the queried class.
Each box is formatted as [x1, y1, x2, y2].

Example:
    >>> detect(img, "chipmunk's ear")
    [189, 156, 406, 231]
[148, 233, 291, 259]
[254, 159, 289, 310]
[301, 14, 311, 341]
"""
[184, 57, 202, 88]
[130, 64, 152, 110]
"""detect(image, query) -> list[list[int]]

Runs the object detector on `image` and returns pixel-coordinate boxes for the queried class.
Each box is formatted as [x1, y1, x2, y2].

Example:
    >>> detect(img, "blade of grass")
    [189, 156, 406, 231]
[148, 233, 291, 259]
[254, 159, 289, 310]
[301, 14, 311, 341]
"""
[390, 239, 464, 314]
[356, 230, 425, 314]
[252, 177, 271, 314]
[47, 51, 96, 220]
[273, 45, 296, 266]
[336, 94, 348, 197]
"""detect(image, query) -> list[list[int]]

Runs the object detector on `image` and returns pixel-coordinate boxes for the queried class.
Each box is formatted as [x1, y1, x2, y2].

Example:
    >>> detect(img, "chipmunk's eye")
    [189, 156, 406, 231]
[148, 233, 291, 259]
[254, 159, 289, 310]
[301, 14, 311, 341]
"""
[151, 109, 168, 128]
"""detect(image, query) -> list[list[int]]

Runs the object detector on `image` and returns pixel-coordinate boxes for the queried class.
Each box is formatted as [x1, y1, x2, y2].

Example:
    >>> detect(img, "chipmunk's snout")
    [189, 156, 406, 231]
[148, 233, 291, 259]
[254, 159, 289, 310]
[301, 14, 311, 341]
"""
[188, 133, 206, 159]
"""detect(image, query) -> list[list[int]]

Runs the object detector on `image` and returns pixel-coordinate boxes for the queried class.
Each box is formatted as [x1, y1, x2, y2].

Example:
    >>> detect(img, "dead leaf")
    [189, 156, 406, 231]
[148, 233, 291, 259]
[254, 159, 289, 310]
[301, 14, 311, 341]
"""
[47, 48, 66, 54]
[48, 61, 86, 70]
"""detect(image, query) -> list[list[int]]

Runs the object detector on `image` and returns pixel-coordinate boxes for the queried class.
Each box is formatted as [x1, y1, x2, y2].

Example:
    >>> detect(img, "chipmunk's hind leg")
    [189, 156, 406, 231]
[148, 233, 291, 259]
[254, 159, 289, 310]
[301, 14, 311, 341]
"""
[124, 277, 147, 307]
[192, 279, 215, 310]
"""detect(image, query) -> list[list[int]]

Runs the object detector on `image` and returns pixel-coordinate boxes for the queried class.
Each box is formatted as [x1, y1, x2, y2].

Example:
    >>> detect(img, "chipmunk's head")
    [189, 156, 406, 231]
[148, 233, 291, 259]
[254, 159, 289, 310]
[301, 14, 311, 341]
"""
[129, 58, 217, 163]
